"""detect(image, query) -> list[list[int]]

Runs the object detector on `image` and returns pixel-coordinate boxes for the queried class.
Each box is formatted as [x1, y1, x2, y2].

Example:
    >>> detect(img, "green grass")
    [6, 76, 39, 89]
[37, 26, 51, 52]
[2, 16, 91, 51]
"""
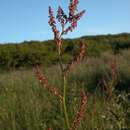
[0, 50, 130, 130]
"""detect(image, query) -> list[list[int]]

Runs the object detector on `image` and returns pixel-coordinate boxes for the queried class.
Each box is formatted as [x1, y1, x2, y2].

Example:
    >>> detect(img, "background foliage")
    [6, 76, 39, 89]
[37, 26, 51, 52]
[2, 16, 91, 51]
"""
[0, 33, 130, 70]
[0, 33, 130, 129]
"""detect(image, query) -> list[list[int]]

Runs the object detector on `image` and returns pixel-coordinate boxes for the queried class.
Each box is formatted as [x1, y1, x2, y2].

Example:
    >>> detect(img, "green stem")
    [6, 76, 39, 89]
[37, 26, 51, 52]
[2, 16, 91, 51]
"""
[56, 37, 70, 129]
[58, 44, 64, 74]
[63, 76, 70, 129]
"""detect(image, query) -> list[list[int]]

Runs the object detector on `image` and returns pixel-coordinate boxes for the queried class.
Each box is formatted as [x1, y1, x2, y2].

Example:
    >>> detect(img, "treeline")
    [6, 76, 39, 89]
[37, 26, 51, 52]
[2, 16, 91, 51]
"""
[0, 33, 130, 70]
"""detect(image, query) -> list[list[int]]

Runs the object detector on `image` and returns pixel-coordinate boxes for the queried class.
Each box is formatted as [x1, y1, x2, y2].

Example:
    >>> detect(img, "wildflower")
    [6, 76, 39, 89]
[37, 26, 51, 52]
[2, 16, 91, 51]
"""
[75, 10, 86, 20]
[64, 10, 85, 34]
[48, 6, 61, 47]
[49, 0, 86, 38]
[33, 65, 48, 85]
[45, 0, 86, 129]
[48, 6, 56, 26]
[33, 65, 63, 103]
[69, 0, 79, 17]
[69, 90, 88, 130]
[63, 26, 73, 34]
[57, 6, 68, 27]
[64, 41, 86, 76]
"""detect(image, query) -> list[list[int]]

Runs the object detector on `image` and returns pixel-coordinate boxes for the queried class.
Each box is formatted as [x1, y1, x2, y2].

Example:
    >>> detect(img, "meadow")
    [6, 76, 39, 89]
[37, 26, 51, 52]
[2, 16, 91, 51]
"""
[0, 0, 130, 128]
[0, 49, 130, 130]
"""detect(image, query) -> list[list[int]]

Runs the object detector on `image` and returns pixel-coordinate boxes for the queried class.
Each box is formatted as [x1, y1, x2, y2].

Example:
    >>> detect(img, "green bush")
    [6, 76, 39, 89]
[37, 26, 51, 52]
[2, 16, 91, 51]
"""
[0, 33, 130, 70]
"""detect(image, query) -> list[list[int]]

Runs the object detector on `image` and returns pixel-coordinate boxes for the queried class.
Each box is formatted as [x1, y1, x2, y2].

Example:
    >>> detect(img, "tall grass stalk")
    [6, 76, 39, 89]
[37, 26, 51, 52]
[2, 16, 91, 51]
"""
[34, 0, 87, 129]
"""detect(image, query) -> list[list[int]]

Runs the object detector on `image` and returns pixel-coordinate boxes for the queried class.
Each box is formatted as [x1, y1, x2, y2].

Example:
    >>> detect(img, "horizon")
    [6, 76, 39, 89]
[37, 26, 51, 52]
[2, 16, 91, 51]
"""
[0, 32, 129, 44]
[0, 0, 130, 43]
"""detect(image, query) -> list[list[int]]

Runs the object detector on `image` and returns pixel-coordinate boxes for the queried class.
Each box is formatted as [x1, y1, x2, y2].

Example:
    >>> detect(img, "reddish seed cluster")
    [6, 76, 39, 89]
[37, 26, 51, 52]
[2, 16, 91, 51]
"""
[69, 0, 79, 17]
[34, 65, 48, 85]
[64, 41, 86, 75]
[64, 11, 86, 34]
[48, 0, 86, 42]
[69, 90, 87, 130]
[48, 6, 56, 26]
[48, 6, 61, 47]
[79, 41, 85, 59]
[75, 10, 86, 21]
[33, 65, 63, 103]
[57, 6, 67, 27]
[60, 0, 85, 34]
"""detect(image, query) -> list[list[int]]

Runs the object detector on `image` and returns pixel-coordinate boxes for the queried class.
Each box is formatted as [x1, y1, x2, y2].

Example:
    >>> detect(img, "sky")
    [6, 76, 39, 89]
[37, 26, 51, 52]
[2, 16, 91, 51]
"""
[0, 0, 130, 43]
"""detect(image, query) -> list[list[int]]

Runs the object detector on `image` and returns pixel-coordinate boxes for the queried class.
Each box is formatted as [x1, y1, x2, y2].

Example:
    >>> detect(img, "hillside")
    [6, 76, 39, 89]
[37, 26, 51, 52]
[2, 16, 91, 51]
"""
[0, 33, 130, 69]
[0, 33, 130, 129]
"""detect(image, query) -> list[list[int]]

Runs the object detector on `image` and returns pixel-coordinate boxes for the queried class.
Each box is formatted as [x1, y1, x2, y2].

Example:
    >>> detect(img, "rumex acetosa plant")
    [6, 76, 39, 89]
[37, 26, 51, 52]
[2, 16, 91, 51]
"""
[34, 0, 87, 129]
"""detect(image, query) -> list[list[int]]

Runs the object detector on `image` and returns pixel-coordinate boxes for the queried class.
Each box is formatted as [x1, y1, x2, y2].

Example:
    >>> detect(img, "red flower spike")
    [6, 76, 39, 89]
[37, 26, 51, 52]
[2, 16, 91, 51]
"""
[69, 0, 79, 17]
[69, 90, 88, 130]
[57, 6, 68, 26]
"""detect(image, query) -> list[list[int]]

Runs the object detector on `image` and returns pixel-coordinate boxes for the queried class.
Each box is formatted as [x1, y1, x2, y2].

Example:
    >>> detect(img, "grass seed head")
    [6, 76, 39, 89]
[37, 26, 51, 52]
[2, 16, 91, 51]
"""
[33, 65, 63, 103]
[69, 90, 88, 130]
[64, 40, 86, 76]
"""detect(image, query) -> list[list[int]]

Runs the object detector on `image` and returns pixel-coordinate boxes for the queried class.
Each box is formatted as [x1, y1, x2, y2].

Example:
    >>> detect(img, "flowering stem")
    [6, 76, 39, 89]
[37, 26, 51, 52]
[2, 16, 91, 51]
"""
[63, 76, 70, 129]
[58, 44, 70, 129]
[58, 48, 64, 73]
[48, 1, 86, 129]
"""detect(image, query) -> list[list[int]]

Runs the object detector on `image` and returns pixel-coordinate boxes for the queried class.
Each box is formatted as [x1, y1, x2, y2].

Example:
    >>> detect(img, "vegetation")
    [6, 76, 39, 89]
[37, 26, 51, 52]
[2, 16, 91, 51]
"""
[0, 50, 130, 129]
[0, 0, 130, 129]
[37, 1, 87, 129]
[0, 33, 130, 70]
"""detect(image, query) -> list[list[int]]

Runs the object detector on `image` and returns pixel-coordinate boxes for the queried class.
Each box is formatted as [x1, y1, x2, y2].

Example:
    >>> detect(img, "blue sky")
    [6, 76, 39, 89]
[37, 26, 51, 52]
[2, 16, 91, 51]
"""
[0, 0, 130, 43]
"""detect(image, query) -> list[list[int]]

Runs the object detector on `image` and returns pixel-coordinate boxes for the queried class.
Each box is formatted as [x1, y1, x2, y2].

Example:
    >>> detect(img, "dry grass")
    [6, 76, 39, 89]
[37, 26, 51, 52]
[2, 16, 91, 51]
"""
[0, 50, 130, 129]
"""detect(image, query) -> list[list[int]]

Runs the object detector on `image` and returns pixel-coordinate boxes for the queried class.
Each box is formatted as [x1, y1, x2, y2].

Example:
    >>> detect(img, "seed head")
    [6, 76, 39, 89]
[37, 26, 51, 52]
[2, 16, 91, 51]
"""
[33, 65, 63, 103]
[64, 41, 86, 76]
[48, 6, 61, 47]
[57, 6, 68, 27]
[69, 90, 88, 130]
[69, 0, 79, 17]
